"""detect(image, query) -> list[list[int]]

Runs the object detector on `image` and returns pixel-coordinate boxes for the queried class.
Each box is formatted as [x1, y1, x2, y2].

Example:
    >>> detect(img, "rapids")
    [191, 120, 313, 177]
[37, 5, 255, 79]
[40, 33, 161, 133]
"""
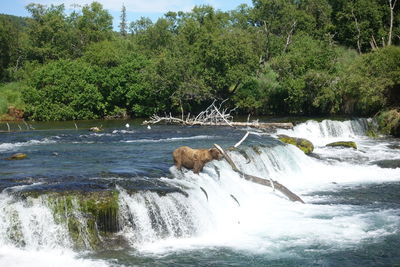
[0, 118, 399, 266]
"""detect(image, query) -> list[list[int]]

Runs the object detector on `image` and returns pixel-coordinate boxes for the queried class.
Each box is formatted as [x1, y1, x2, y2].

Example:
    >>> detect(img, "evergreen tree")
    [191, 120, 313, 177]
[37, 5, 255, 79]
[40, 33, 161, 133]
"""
[119, 4, 127, 36]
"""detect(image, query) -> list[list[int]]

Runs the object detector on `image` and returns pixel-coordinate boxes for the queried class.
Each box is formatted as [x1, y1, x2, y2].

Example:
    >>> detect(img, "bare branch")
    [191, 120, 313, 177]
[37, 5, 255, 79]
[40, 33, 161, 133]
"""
[142, 100, 293, 130]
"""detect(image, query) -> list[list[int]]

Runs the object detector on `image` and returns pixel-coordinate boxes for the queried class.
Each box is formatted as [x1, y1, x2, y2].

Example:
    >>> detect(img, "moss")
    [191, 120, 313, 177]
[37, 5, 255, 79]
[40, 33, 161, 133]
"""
[7, 210, 25, 247]
[326, 141, 357, 149]
[43, 190, 120, 250]
[376, 109, 400, 137]
[366, 129, 379, 138]
[277, 135, 314, 154]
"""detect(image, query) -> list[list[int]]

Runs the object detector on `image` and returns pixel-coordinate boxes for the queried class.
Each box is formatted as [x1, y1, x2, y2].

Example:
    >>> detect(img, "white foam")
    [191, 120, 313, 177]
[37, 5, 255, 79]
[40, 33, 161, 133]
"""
[119, 142, 400, 256]
[0, 246, 109, 267]
[276, 119, 370, 146]
[123, 135, 216, 143]
[0, 139, 56, 152]
[112, 130, 135, 134]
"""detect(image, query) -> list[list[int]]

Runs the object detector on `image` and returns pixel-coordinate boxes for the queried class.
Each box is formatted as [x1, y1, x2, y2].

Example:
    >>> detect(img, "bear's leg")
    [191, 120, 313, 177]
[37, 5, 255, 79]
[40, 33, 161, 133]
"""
[175, 160, 182, 170]
[193, 161, 204, 174]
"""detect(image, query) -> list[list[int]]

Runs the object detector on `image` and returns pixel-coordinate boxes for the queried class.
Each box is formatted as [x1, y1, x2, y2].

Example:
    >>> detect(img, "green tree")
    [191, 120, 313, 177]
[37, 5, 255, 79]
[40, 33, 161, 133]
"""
[129, 16, 153, 35]
[25, 3, 73, 62]
[330, 0, 385, 52]
[74, 2, 113, 48]
[0, 15, 26, 81]
[340, 46, 400, 114]
[119, 4, 127, 36]
[270, 34, 337, 114]
[82, 40, 150, 117]
[23, 60, 104, 120]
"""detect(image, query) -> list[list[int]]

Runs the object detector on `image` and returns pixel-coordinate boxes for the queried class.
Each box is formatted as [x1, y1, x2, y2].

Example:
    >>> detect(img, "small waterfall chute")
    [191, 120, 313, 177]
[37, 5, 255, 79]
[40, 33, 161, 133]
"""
[213, 143, 305, 203]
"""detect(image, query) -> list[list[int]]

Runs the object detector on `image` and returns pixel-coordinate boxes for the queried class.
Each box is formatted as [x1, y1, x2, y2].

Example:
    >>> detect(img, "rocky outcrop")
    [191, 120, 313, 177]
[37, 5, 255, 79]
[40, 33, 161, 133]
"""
[277, 135, 314, 154]
[326, 141, 357, 149]
[8, 180, 189, 250]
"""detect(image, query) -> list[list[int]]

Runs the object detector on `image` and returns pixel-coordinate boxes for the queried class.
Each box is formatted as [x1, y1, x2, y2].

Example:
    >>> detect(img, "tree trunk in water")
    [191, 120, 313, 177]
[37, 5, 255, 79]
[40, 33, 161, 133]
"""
[213, 144, 305, 204]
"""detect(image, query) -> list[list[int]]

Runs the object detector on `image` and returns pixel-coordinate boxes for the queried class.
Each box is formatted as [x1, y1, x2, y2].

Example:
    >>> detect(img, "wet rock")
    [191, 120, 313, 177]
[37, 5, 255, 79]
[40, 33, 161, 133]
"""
[371, 159, 400, 169]
[89, 127, 102, 132]
[388, 144, 400, 149]
[277, 135, 314, 154]
[307, 153, 322, 160]
[326, 141, 357, 149]
[5, 153, 27, 160]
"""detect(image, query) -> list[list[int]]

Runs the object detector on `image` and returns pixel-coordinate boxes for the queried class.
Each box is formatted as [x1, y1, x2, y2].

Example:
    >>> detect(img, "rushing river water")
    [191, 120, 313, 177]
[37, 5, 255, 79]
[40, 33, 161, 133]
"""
[0, 118, 399, 266]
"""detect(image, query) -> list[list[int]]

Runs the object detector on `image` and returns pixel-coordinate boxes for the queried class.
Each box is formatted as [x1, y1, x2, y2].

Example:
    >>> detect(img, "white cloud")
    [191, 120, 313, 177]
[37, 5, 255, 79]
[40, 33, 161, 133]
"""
[22, 0, 220, 13]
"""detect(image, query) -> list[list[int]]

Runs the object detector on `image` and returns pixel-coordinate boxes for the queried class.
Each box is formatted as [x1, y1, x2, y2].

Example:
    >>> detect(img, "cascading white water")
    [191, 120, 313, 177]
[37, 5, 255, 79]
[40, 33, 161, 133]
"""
[0, 193, 108, 267]
[276, 118, 371, 146]
[111, 143, 400, 254]
[1, 119, 399, 264]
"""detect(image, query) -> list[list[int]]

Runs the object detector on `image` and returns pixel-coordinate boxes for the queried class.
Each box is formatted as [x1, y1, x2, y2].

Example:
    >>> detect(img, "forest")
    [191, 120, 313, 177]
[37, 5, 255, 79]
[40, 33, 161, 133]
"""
[0, 0, 399, 121]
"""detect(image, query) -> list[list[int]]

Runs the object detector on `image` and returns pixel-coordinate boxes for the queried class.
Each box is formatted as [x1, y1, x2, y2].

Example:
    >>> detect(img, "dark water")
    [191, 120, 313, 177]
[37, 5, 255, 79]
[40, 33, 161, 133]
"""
[1, 119, 400, 267]
[0, 120, 271, 190]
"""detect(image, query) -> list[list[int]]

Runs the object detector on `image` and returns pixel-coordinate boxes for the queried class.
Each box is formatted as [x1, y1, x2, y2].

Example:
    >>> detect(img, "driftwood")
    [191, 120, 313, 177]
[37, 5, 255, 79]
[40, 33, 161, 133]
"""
[213, 143, 305, 204]
[143, 100, 293, 130]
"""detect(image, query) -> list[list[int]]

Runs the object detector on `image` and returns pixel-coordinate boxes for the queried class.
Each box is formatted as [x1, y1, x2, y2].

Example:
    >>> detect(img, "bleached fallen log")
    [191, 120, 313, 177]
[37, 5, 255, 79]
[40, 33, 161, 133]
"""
[213, 144, 305, 204]
[143, 118, 293, 130]
[142, 100, 293, 130]
[234, 131, 250, 148]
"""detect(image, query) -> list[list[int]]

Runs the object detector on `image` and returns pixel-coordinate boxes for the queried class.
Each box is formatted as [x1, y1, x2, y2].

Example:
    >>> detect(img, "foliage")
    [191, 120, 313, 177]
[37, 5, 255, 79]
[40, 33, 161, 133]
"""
[376, 109, 400, 137]
[0, 82, 26, 114]
[23, 60, 104, 120]
[269, 34, 338, 114]
[0, 1, 399, 121]
[0, 14, 28, 81]
[340, 46, 400, 114]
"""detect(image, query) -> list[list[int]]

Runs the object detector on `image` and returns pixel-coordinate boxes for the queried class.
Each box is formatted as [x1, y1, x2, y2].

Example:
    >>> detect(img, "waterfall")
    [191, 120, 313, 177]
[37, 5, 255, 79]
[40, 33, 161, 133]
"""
[276, 118, 371, 146]
[1, 137, 399, 260]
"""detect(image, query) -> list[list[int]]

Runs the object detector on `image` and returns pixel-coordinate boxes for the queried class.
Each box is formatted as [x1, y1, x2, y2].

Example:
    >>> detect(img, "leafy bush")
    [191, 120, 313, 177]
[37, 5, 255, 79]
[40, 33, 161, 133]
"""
[341, 46, 400, 115]
[0, 82, 26, 114]
[376, 109, 400, 137]
[23, 60, 104, 120]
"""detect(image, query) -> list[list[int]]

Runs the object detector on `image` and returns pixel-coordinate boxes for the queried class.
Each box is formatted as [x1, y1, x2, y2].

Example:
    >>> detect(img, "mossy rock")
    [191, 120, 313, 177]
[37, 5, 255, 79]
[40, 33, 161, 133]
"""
[277, 135, 314, 154]
[5, 153, 27, 160]
[376, 109, 400, 137]
[388, 144, 400, 150]
[19, 190, 121, 250]
[326, 141, 357, 149]
[371, 159, 400, 169]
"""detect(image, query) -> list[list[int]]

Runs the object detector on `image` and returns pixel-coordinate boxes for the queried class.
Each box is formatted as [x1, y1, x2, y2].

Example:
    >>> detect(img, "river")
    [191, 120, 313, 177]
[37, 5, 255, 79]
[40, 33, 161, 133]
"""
[0, 118, 399, 266]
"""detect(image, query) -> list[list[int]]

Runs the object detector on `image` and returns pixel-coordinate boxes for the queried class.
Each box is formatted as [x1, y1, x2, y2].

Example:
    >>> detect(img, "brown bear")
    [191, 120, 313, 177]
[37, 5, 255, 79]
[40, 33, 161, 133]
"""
[173, 146, 223, 174]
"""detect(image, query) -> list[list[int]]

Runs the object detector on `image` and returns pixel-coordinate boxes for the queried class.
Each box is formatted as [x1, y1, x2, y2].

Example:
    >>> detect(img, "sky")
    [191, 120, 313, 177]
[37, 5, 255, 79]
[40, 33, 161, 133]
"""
[0, 0, 253, 29]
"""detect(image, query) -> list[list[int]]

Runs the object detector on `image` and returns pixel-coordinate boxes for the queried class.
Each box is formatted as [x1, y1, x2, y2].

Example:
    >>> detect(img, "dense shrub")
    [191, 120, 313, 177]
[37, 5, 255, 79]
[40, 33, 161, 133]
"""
[23, 60, 104, 120]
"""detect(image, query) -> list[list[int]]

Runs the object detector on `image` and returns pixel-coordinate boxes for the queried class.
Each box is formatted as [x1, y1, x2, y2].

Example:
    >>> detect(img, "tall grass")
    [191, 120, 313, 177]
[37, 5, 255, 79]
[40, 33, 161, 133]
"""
[0, 82, 26, 114]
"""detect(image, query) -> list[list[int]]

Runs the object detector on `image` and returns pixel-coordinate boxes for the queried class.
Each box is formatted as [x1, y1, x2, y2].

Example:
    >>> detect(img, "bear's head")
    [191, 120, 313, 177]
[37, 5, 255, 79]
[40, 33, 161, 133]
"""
[209, 148, 223, 160]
